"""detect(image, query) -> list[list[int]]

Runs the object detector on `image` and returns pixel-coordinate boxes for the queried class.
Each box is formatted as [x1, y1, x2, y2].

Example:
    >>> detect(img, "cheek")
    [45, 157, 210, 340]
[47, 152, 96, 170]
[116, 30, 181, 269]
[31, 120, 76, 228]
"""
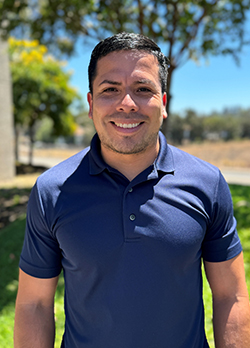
[145, 95, 163, 108]
[146, 101, 164, 118]
[91, 108, 106, 130]
[93, 97, 112, 112]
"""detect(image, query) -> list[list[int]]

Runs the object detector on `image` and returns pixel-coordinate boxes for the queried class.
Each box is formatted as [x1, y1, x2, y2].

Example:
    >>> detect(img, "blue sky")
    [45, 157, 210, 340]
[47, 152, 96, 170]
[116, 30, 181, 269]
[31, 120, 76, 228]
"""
[66, 37, 250, 116]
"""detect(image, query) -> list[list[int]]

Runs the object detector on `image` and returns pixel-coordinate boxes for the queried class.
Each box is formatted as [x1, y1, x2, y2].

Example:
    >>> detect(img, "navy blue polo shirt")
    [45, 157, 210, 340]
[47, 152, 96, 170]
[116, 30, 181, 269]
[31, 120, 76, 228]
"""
[20, 132, 242, 348]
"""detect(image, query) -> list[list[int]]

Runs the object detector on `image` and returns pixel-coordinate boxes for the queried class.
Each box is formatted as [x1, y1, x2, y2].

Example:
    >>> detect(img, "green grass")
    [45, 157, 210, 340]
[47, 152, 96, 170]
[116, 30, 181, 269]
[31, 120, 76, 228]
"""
[203, 184, 250, 348]
[0, 216, 26, 348]
[0, 184, 249, 347]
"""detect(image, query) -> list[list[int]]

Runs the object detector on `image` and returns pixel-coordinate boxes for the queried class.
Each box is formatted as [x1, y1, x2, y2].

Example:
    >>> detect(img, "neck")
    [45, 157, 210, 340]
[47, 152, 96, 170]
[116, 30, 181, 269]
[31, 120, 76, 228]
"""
[101, 141, 160, 181]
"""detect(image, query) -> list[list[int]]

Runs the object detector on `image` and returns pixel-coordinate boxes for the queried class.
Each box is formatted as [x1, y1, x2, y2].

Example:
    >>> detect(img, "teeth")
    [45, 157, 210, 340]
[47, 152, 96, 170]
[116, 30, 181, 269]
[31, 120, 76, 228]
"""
[115, 123, 140, 129]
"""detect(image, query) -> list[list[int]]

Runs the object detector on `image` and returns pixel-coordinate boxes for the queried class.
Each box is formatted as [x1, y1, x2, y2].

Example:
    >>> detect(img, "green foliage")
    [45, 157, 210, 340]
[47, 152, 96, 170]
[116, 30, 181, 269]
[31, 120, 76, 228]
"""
[8, 37, 82, 162]
[167, 113, 185, 144]
[35, 117, 55, 143]
[95, 0, 250, 64]
[168, 107, 250, 144]
[204, 114, 240, 140]
[229, 185, 250, 231]
[19, 0, 249, 64]
[9, 38, 79, 135]
[1, 1, 250, 78]
[1, 0, 250, 127]
[75, 110, 95, 147]
[0, 0, 29, 39]
[184, 109, 205, 142]
[239, 110, 250, 138]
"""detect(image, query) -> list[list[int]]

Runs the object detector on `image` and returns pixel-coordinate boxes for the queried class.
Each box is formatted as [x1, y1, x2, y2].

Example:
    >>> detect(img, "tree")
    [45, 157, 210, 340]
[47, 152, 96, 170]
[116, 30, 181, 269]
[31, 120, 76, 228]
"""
[203, 113, 241, 140]
[75, 110, 95, 147]
[1, 0, 250, 136]
[239, 109, 250, 138]
[183, 109, 205, 142]
[0, 37, 15, 181]
[167, 113, 185, 144]
[8, 37, 81, 164]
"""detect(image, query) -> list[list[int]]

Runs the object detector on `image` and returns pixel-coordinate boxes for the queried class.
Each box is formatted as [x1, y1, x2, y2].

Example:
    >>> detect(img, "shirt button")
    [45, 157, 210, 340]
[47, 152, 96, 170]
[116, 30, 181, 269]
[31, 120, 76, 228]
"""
[129, 214, 136, 221]
[128, 188, 133, 193]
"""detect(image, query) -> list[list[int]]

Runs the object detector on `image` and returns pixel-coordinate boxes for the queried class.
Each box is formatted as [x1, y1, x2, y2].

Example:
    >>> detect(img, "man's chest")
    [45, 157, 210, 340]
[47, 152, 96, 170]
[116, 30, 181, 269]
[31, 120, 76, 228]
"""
[51, 180, 210, 270]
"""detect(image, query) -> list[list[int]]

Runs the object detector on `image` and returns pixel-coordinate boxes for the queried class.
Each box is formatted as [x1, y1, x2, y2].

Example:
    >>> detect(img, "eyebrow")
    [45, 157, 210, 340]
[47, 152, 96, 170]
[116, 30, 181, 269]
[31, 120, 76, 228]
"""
[99, 78, 157, 89]
[135, 79, 157, 89]
[99, 80, 122, 86]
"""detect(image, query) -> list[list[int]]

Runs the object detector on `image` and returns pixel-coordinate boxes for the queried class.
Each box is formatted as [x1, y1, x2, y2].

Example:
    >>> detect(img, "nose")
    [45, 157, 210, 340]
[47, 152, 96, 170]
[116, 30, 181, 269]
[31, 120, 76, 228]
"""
[116, 93, 139, 113]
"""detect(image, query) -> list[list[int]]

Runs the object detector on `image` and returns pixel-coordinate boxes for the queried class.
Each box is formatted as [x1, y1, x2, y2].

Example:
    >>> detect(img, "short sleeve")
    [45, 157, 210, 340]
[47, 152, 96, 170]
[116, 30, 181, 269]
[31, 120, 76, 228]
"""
[19, 182, 62, 278]
[202, 172, 242, 262]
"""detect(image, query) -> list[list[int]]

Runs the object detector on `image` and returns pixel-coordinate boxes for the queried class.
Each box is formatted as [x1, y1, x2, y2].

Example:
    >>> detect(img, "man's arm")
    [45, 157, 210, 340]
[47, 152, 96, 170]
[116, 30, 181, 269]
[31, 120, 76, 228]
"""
[14, 269, 59, 348]
[204, 252, 250, 348]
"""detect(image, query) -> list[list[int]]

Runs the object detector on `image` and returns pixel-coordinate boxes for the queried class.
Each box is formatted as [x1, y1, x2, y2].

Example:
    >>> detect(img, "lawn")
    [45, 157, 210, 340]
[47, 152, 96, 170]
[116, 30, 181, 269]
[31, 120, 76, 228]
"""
[0, 184, 249, 347]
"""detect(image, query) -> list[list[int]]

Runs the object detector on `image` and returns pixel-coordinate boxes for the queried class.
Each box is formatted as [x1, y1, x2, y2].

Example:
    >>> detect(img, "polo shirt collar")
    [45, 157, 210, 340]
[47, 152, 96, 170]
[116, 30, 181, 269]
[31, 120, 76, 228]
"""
[89, 133, 108, 175]
[155, 131, 175, 174]
[89, 131, 175, 176]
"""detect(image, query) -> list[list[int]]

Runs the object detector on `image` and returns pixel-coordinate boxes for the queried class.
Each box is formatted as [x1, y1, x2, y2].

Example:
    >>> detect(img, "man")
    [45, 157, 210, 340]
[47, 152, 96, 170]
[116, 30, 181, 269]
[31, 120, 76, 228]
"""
[14, 33, 250, 347]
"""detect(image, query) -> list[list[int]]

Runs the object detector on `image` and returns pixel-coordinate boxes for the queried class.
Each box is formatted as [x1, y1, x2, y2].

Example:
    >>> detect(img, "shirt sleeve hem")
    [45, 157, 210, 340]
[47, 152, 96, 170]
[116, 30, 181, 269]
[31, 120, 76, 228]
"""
[202, 241, 242, 263]
[19, 257, 62, 279]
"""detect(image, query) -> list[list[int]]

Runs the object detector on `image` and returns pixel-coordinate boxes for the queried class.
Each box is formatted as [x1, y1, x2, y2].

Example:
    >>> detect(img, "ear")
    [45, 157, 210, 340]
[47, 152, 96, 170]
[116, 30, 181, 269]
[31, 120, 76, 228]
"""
[87, 92, 93, 119]
[162, 92, 168, 119]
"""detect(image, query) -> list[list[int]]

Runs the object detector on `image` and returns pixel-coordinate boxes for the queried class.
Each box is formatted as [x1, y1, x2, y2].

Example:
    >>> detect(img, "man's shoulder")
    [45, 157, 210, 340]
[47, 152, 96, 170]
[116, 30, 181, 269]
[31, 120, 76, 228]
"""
[159, 132, 220, 180]
[168, 144, 221, 184]
[170, 144, 218, 170]
[36, 146, 91, 190]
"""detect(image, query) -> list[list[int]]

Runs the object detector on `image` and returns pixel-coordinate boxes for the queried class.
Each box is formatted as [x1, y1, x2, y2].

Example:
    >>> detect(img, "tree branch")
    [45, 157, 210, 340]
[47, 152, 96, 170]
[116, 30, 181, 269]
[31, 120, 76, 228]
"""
[137, 0, 144, 35]
[175, 0, 220, 66]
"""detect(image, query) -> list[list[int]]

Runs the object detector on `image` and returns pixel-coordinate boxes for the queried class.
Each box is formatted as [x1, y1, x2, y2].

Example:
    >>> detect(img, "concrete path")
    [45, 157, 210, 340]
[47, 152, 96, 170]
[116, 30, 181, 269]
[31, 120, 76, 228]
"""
[219, 168, 250, 186]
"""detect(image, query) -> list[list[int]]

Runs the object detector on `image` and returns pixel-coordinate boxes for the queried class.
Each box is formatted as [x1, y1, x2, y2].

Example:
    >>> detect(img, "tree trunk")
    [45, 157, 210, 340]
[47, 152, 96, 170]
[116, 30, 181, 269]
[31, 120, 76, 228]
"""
[0, 37, 15, 181]
[161, 65, 175, 137]
[15, 125, 20, 161]
[28, 123, 35, 166]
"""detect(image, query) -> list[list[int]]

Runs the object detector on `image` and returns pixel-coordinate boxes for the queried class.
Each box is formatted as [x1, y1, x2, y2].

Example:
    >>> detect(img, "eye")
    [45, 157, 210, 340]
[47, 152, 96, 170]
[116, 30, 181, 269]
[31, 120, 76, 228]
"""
[103, 87, 118, 93]
[137, 87, 153, 92]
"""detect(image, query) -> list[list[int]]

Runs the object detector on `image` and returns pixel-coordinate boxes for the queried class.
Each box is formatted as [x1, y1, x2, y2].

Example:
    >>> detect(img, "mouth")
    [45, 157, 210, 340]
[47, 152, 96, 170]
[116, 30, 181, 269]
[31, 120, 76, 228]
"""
[112, 122, 141, 129]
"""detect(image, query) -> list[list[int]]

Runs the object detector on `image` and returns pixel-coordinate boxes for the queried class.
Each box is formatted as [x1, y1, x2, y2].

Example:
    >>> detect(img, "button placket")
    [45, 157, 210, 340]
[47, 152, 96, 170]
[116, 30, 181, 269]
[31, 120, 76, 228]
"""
[123, 185, 140, 241]
[128, 187, 136, 222]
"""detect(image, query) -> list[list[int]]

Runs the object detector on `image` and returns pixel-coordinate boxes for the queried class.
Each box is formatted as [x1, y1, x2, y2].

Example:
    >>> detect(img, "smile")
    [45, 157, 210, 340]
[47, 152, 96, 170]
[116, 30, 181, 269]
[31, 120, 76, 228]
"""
[113, 122, 141, 129]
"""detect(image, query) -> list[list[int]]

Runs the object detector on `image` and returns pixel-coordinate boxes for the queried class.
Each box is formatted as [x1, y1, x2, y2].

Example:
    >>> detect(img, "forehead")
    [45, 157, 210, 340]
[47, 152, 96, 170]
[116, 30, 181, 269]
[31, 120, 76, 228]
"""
[94, 50, 160, 84]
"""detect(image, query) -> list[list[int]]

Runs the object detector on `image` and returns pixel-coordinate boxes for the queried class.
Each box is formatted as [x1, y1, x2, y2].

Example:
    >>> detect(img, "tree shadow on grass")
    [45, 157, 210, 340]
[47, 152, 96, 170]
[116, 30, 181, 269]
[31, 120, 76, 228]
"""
[0, 164, 62, 313]
[0, 216, 64, 313]
[0, 217, 26, 311]
[0, 187, 31, 230]
[0, 163, 49, 230]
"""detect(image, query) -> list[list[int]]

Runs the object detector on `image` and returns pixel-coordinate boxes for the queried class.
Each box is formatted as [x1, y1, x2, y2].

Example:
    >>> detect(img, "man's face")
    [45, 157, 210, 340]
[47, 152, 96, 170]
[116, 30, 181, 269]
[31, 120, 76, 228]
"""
[87, 50, 167, 158]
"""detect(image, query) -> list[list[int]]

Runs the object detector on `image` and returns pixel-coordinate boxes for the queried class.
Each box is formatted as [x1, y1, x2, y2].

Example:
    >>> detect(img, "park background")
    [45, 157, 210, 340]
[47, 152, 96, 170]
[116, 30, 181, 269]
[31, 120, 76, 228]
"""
[1, 1, 250, 347]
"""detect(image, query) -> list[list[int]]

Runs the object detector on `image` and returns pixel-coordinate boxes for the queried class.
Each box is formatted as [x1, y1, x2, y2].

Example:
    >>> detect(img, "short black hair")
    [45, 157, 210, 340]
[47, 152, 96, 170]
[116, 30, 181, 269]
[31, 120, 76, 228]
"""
[88, 32, 169, 94]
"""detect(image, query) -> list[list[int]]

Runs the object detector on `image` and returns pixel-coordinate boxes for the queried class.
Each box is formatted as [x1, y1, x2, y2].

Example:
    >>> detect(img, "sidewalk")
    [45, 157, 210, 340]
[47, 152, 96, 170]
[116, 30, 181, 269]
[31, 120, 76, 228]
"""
[219, 168, 250, 186]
